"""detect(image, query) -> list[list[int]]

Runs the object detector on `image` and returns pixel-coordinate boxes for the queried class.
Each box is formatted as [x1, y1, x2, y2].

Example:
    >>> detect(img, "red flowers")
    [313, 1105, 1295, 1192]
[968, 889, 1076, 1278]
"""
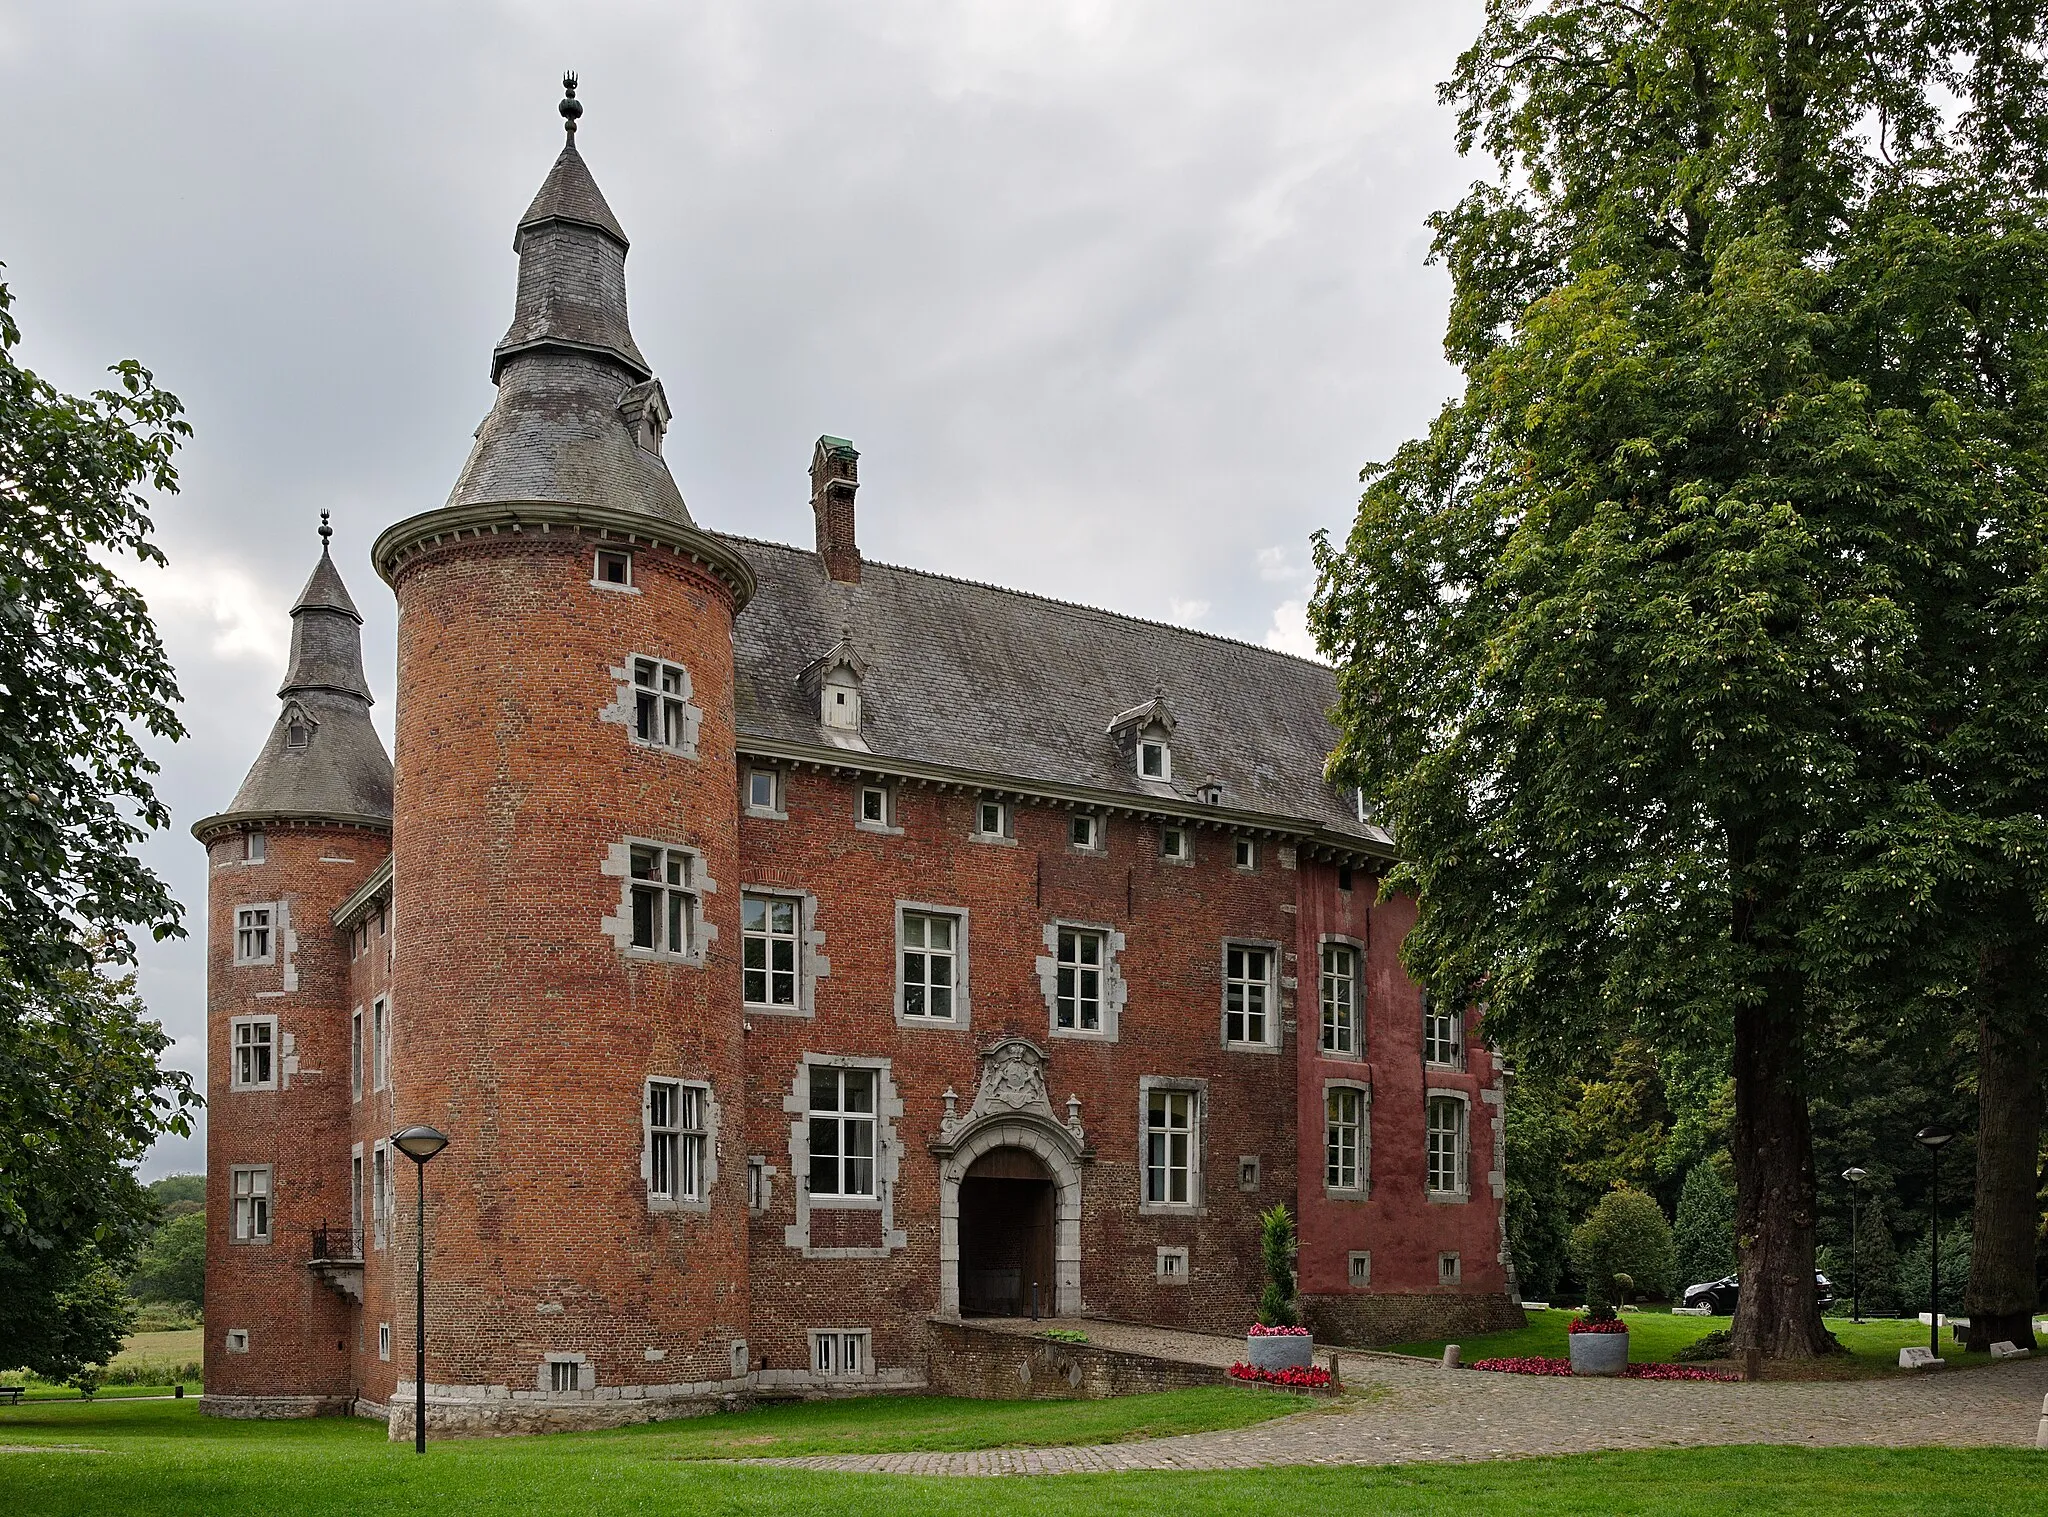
[1566, 1317, 1630, 1334]
[1468, 1355, 1739, 1382]
[1245, 1324, 1312, 1337]
[1228, 1362, 1334, 1389]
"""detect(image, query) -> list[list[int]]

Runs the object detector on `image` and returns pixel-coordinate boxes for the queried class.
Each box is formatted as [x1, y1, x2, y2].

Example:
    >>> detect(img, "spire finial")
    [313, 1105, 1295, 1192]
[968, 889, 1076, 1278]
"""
[319, 510, 333, 553]
[559, 71, 583, 136]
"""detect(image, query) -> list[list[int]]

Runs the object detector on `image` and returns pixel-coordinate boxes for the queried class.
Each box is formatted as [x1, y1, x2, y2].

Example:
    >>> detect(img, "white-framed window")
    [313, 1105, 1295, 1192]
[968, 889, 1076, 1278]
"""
[234, 905, 274, 965]
[1439, 1252, 1462, 1285]
[899, 909, 960, 1021]
[807, 1066, 878, 1198]
[857, 782, 893, 830]
[225, 1328, 250, 1354]
[350, 1150, 364, 1257]
[1348, 1251, 1372, 1287]
[350, 1008, 363, 1101]
[230, 1015, 278, 1091]
[372, 997, 389, 1091]
[285, 712, 312, 750]
[1156, 1245, 1189, 1284]
[809, 1329, 871, 1378]
[1160, 824, 1189, 862]
[647, 1079, 708, 1204]
[746, 767, 784, 816]
[741, 893, 801, 1009]
[629, 844, 697, 956]
[378, 1322, 391, 1361]
[243, 831, 266, 864]
[631, 656, 694, 751]
[1223, 943, 1275, 1047]
[1320, 942, 1361, 1056]
[1055, 927, 1105, 1032]
[594, 548, 633, 588]
[1070, 813, 1099, 850]
[822, 673, 860, 730]
[1144, 1087, 1197, 1206]
[372, 1142, 389, 1249]
[1325, 1084, 1367, 1194]
[549, 1359, 582, 1393]
[1138, 739, 1170, 780]
[230, 1165, 271, 1243]
[1427, 1093, 1470, 1198]
[1234, 837, 1257, 871]
[975, 798, 1009, 839]
[1424, 992, 1463, 1067]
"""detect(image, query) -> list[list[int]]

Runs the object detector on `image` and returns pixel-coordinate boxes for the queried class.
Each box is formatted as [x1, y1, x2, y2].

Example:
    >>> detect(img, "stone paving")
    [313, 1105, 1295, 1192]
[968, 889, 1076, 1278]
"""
[743, 1318, 2048, 1476]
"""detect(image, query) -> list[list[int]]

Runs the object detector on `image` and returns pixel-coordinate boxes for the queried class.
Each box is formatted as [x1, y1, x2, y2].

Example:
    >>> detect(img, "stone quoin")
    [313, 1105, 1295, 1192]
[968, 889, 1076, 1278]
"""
[194, 80, 1521, 1435]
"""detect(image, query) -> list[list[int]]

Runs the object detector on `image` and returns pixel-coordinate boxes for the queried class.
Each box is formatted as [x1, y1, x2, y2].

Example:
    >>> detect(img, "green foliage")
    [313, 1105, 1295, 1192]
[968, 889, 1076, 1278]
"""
[2, 1247, 134, 1384]
[1672, 1165, 1735, 1292]
[1569, 1189, 1676, 1311]
[145, 1175, 205, 1221]
[1256, 1204, 1297, 1328]
[128, 1211, 204, 1309]
[1675, 1329, 1734, 1363]
[1851, 1198, 1905, 1317]
[1041, 1329, 1088, 1344]
[1897, 1226, 1973, 1317]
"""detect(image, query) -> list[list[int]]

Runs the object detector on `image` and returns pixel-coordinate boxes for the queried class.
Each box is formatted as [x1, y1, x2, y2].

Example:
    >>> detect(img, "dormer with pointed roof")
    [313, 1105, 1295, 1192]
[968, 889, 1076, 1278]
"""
[194, 517, 393, 837]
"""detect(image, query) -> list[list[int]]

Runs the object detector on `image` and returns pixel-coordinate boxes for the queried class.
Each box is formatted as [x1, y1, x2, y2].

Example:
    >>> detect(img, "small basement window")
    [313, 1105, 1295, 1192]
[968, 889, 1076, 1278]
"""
[549, 1360, 581, 1393]
[1439, 1252, 1462, 1285]
[594, 549, 632, 587]
[1349, 1251, 1372, 1287]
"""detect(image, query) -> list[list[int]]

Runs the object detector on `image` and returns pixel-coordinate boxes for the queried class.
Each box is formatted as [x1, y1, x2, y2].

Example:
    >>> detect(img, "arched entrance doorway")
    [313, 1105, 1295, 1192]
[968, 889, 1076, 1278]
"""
[957, 1147, 1056, 1317]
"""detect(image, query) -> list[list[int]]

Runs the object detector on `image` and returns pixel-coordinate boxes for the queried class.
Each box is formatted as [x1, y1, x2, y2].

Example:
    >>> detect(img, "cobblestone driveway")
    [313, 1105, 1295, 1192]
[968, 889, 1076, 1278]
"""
[745, 1319, 2048, 1476]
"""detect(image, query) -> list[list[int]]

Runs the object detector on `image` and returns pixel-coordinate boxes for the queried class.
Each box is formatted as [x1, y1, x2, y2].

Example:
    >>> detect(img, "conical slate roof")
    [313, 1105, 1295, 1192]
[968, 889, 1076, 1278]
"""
[518, 140, 629, 247]
[194, 530, 392, 836]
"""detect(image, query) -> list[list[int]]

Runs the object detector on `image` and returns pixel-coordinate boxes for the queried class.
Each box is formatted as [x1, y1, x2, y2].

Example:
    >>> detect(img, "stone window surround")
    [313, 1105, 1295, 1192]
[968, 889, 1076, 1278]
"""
[1348, 1250, 1372, 1288]
[745, 766, 787, 820]
[1425, 1086, 1472, 1202]
[1156, 1245, 1190, 1284]
[228, 1013, 280, 1092]
[1157, 822, 1193, 865]
[1322, 1078, 1372, 1200]
[856, 781, 903, 835]
[1036, 918, 1127, 1043]
[371, 995, 391, 1092]
[1237, 1154, 1261, 1192]
[1219, 938, 1285, 1054]
[746, 1156, 775, 1215]
[894, 900, 971, 1030]
[229, 1163, 272, 1245]
[642, 1075, 719, 1214]
[782, 1054, 907, 1260]
[371, 1140, 390, 1250]
[379, 1321, 391, 1361]
[1439, 1252, 1463, 1285]
[350, 1006, 363, 1102]
[739, 886, 829, 1018]
[539, 1352, 597, 1395]
[233, 901, 280, 967]
[808, 1327, 874, 1378]
[971, 796, 1015, 845]
[1136, 1075, 1208, 1216]
[1423, 991, 1467, 1071]
[1234, 836, 1258, 871]
[224, 1328, 250, 1354]
[602, 652, 703, 759]
[600, 837, 718, 968]
[1317, 933, 1367, 1060]
[1068, 812, 1104, 853]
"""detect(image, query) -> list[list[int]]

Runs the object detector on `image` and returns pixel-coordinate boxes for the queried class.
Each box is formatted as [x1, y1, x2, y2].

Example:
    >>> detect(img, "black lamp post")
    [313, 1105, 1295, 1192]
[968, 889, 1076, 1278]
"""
[1914, 1126, 1954, 1361]
[1842, 1167, 1868, 1324]
[391, 1124, 449, 1454]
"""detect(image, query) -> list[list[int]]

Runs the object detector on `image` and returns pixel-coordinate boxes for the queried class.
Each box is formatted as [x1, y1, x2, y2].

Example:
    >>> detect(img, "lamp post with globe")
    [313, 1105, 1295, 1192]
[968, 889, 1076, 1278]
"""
[1842, 1167, 1868, 1324]
[1914, 1127, 1954, 1361]
[391, 1124, 450, 1453]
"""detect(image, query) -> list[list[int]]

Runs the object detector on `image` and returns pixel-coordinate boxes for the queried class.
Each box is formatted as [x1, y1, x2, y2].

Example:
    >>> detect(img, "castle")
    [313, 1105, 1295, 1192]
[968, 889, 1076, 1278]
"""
[195, 83, 1520, 1433]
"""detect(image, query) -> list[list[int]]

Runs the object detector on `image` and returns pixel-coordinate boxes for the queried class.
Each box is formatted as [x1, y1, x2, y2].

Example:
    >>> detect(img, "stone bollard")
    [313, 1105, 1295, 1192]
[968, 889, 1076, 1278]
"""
[1329, 1353, 1343, 1391]
[1442, 1344, 1461, 1369]
[2036, 1393, 2048, 1451]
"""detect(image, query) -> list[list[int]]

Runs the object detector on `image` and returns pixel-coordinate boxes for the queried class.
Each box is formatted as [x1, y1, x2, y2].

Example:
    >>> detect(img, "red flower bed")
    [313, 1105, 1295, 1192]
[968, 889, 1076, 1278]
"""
[1228, 1362, 1334, 1389]
[1567, 1317, 1629, 1334]
[1245, 1324, 1312, 1337]
[1468, 1355, 1738, 1382]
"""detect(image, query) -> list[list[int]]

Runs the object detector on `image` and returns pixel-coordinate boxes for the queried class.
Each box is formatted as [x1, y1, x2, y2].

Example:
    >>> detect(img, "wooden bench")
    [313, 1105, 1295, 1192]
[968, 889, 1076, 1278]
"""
[0, 1386, 26, 1406]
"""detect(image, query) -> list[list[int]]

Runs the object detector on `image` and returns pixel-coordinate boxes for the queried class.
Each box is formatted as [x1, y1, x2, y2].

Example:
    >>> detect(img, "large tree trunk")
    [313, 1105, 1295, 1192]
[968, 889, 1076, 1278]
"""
[1729, 993, 1830, 1359]
[1965, 984, 2045, 1352]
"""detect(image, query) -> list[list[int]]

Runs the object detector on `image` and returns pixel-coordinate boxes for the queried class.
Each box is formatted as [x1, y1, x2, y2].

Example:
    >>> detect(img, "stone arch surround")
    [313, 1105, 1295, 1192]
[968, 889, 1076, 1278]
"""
[936, 1118, 1084, 1318]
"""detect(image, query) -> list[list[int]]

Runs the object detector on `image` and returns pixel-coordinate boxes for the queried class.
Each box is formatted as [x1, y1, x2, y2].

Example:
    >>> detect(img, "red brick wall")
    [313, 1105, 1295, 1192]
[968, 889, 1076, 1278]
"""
[345, 883, 400, 1405]
[201, 823, 388, 1406]
[385, 531, 750, 1397]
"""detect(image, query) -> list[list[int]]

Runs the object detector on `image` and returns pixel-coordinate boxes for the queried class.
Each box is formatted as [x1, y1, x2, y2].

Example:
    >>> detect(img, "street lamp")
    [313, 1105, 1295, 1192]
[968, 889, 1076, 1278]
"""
[1914, 1127, 1954, 1362]
[1842, 1168, 1868, 1324]
[392, 1124, 449, 1455]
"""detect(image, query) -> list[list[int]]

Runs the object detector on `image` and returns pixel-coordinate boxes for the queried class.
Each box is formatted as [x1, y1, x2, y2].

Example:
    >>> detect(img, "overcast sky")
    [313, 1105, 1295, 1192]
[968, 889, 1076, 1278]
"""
[2, 1, 1484, 1178]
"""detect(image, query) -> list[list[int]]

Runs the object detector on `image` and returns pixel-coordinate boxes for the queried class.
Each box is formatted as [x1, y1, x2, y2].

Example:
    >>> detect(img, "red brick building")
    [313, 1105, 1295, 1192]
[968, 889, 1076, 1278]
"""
[194, 87, 1520, 1432]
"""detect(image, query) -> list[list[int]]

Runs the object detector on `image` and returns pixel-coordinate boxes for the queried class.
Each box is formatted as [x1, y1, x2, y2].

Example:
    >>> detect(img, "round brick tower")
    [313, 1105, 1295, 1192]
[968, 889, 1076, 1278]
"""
[368, 79, 756, 1434]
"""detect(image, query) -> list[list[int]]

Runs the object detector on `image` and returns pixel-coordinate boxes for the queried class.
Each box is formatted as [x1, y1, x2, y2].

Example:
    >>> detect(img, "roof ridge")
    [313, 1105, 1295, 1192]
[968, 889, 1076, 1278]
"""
[714, 532, 1332, 672]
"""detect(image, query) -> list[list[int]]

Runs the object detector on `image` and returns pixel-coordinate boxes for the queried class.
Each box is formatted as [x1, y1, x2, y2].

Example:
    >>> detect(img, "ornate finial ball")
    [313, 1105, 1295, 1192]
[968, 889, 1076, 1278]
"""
[560, 71, 583, 130]
[318, 510, 333, 548]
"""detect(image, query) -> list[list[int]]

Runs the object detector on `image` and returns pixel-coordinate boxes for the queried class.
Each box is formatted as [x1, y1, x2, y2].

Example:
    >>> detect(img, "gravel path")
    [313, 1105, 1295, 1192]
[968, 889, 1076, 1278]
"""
[743, 1318, 2048, 1475]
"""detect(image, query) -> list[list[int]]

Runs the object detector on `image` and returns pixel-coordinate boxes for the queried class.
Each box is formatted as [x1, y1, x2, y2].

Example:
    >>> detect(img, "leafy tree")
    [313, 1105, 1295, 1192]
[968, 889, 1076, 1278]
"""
[1569, 1188, 1676, 1310]
[0, 275, 197, 1377]
[1673, 1164, 1736, 1294]
[1256, 1204, 1298, 1327]
[146, 1174, 206, 1222]
[129, 1210, 205, 1309]
[1309, 0, 2047, 1359]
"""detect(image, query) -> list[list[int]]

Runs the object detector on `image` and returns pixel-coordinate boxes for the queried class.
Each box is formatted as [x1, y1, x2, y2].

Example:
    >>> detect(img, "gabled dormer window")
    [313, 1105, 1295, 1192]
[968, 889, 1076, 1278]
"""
[1109, 696, 1176, 785]
[823, 674, 860, 731]
[617, 379, 672, 458]
[282, 703, 315, 751]
[1139, 739, 1170, 780]
[800, 632, 871, 741]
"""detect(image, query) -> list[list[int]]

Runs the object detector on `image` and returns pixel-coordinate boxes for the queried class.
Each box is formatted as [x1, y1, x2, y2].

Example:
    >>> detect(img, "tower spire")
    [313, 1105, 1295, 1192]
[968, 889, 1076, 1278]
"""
[318, 509, 333, 554]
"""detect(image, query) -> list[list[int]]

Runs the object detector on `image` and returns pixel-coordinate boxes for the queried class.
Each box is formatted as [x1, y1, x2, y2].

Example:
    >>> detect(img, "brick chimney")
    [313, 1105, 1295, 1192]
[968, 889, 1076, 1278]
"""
[811, 436, 861, 584]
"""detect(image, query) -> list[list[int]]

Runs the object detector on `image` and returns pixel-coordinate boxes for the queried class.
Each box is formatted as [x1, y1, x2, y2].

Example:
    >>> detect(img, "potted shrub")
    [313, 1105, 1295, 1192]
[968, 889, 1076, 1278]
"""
[1567, 1309, 1630, 1376]
[1245, 1204, 1314, 1370]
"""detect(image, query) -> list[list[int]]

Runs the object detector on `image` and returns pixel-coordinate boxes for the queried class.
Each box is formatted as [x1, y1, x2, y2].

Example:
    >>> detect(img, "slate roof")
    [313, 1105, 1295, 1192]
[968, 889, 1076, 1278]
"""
[518, 140, 629, 248]
[725, 536, 1385, 847]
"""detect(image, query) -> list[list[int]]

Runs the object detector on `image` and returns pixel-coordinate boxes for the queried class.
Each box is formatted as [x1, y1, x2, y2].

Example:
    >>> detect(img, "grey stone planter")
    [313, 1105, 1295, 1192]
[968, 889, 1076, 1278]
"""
[1244, 1333, 1315, 1372]
[1568, 1329, 1629, 1376]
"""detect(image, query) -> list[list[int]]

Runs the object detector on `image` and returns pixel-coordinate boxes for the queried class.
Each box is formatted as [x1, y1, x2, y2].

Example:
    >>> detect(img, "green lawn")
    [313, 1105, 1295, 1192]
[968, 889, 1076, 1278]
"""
[1390, 1307, 1972, 1375]
[0, 1399, 2041, 1515]
[113, 1329, 202, 1366]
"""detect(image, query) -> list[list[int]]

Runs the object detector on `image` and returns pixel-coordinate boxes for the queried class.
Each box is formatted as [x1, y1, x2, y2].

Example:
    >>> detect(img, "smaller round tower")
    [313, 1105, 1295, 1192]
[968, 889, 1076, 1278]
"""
[193, 519, 393, 1416]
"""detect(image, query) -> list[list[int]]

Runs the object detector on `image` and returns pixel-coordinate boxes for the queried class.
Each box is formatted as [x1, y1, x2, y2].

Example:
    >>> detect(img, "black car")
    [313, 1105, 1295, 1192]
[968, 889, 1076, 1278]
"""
[1680, 1273, 1834, 1315]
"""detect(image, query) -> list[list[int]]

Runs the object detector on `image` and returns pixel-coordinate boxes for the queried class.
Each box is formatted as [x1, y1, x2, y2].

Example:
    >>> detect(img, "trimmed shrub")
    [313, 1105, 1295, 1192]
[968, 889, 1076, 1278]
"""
[1851, 1198, 1903, 1316]
[1672, 1163, 1735, 1294]
[1569, 1187, 1676, 1310]
[1256, 1204, 1298, 1328]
